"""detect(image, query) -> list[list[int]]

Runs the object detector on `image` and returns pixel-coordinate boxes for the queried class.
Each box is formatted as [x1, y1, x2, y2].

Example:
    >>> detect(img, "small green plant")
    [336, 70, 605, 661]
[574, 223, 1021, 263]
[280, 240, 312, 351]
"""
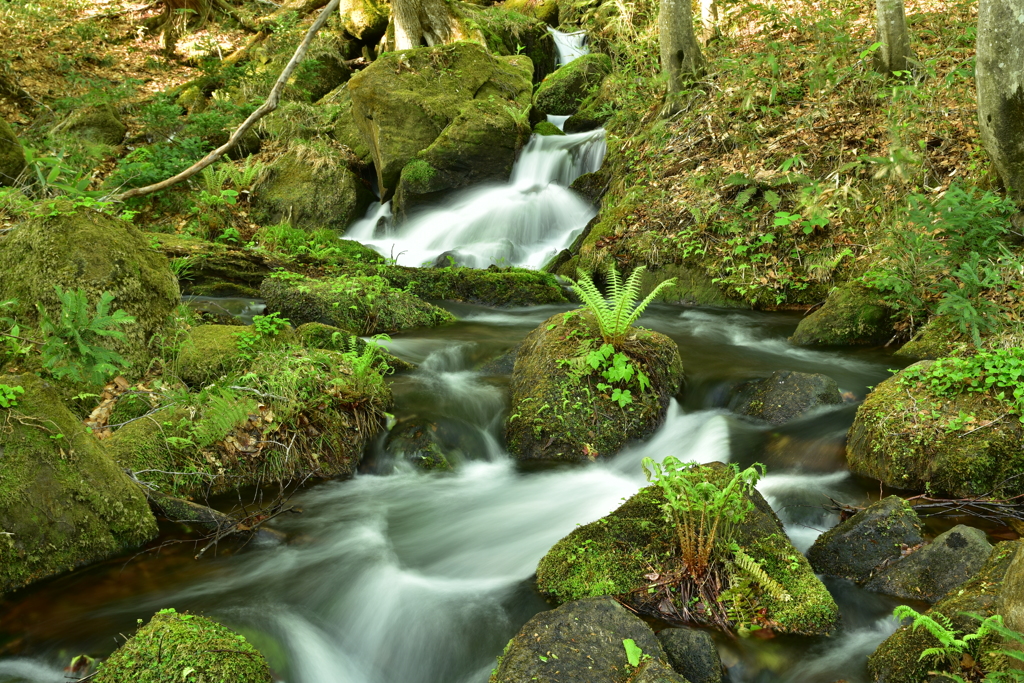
[38, 287, 135, 386]
[234, 312, 290, 360]
[0, 383, 24, 408]
[900, 347, 1024, 423]
[566, 264, 676, 346]
[622, 639, 647, 667]
[586, 342, 650, 407]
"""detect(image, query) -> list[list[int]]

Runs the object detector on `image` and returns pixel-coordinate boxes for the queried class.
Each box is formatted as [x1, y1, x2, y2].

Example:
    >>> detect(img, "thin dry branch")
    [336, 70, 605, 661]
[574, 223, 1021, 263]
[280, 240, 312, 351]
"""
[112, 0, 340, 202]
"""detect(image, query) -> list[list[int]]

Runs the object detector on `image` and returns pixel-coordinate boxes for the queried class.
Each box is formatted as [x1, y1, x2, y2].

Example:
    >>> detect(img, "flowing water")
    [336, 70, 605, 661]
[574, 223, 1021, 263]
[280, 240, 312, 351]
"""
[0, 34, 923, 683]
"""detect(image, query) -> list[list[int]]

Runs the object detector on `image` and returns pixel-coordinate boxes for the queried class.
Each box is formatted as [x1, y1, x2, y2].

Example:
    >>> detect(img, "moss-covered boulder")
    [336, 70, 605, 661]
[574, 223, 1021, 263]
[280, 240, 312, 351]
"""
[895, 315, 970, 359]
[94, 609, 272, 683]
[50, 104, 127, 146]
[864, 524, 992, 603]
[0, 117, 25, 186]
[564, 74, 616, 132]
[251, 145, 374, 233]
[466, 3, 557, 81]
[154, 234, 278, 298]
[0, 373, 157, 596]
[325, 86, 375, 165]
[533, 53, 612, 116]
[846, 362, 1024, 497]
[489, 597, 687, 683]
[505, 310, 682, 462]
[347, 42, 534, 199]
[339, 0, 390, 41]
[296, 321, 414, 370]
[349, 264, 567, 306]
[806, 495, 924, 583]
[173, 325, 259, 387]
[253, 30, 353, 103]
[384, 418, 455, 472]
[536, 464, 840, 636]
[533, 120, 565, 136]
[500, 0, 559, 25]
[0, 209, 180, 375]
[790, 282, 893, 346]
[868, 541, 1023, 683]
[730, 370, 843, 425]
[261, 273, 456, 335]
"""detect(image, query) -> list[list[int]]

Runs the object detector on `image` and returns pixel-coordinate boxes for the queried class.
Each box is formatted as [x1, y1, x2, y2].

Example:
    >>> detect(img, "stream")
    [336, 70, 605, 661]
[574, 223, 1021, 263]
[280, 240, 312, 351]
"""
[0, 29, 931, 683]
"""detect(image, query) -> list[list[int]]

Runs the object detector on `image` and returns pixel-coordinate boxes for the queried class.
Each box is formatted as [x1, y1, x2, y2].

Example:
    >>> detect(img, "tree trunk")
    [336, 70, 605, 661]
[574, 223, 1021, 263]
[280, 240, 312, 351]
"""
[659, 0, 704, 94]
[976, 0, 1024, 201]
[699, 0, 719, 42]
[874, 0, 913, 74]
[392, 0, 461, 50]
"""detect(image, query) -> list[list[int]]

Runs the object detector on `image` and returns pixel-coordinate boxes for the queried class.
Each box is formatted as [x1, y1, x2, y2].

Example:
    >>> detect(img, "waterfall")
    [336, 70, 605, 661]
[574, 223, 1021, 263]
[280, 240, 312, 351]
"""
[549, 28, 589, 66]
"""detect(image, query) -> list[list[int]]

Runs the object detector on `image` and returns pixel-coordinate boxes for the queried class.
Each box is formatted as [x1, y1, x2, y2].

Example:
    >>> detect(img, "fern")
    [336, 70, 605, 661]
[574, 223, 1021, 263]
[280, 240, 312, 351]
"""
[566, 264, 676, 346]
[38, 287, 135, 386]
[732, 546, 791, 602]
[191, 388, 256, 448]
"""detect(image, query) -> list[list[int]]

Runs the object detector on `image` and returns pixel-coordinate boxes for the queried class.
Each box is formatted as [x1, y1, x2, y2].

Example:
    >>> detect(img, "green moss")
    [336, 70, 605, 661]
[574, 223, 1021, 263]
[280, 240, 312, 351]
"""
[0, 372, 157, 596]
[532, 120, 565, 136]
[564, 73, 615, 132]
[173, 325, 253, 387]
[847, 361, 1024, 497]
[461, 3, 557, 81]
[790, 282, 893, 346]
[94, 609, 272, 683]
[400, 158, 438, 189]
[0, 117, 26, 185]
[895, 315, 971, 359]
[296, 322, 414, 370]
[533, 53, 612, 116]
[51, 104, 126, 146]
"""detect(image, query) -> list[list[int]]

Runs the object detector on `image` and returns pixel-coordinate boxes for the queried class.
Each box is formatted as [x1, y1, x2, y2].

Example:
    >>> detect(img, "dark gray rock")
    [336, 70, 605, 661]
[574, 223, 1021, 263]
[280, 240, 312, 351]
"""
[490, 597, 687, 683]
[384, 418, 453, 472]
[730, 370, 842, 424]
[864, 524, 993, 603]
[657, 628, 721, 683]
[807, 496, 924, 583]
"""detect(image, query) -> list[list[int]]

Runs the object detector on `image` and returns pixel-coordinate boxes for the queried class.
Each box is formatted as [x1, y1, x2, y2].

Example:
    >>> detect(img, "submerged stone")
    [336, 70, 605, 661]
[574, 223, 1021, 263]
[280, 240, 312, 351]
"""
[730, 370, 843, 425]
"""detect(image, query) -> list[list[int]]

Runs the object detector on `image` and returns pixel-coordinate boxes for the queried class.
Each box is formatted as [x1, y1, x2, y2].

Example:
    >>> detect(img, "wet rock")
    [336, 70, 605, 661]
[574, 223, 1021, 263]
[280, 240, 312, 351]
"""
[50, 104, 127, 146]
[0, 117, 25, 185]
[847, 361, 1024, 497]
[533, 120, 565, 136]
[348, 42, 533, 200]
[537, 463, 840, 636]
[384, 418, 454, 472]
[807, 496, 924, 583]
[261, 273, 456, 335]
[251, 146, 374, 233]
[0, 208, 180, 375]
[869, 541, 1023, 683]
[94, 609, 271, 683]
[489, 597, 686, 683]
[864, 524, 993, 603]
[790, 282, 893, 346]
[505, 310, 683, 463]
[480, 346, 518, 375]
[657, 628, 723, 683]
[730, 370, 843, 425]
[533, 53, 612, 116]
[569, 169, 609, 204]
[0, 373, 157, 597]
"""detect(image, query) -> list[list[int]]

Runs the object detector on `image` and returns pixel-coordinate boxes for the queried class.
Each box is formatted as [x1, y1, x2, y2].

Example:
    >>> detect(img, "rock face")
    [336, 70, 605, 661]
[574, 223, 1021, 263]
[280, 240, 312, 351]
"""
[657, 628, 722, 683]
[50, 104, 127, 146]
[807, 496, 924, 583]
[251, 147, 374, 233]
[869, 541, 1022, 683]
[864, 524, 993, 603]
[0, 373, 157, 597]
[790, 283, 893, 346]
[505, 310, 683, 462]
[489, 597, 687, 683]
[339, 0, 390, 41]
[533, 53, 613, 115]
[730, 370, 842, 424]
[536, 464, 840, 636]
[94, 609, 272, 683]
[261, 273, 456, 335]
[468, 4, 557, 82]
[846, 362, 1024, 497]
[0, 208, 180, 375]
[0, 118, 26, 185]
[564, 74, 616, 132]
[347, 42, 534, 201]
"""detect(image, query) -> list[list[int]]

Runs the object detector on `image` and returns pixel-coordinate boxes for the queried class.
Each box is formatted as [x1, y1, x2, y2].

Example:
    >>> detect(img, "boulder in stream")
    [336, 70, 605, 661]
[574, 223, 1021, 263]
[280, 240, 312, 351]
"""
[730, 370, 843, 425]
[384, 418, 454, 472]
[533, 53, 612, 115]
[94, 608, 272, 683]
[0, 373, 157, 597]
[790, 282, 893, 346]
[489, 597, 687, 683]
[657, 628, 723, 683]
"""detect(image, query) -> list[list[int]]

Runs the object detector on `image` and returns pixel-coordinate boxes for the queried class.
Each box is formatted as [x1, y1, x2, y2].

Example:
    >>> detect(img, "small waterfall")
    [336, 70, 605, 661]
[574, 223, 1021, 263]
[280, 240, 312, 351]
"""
[549, 28, 589, 66]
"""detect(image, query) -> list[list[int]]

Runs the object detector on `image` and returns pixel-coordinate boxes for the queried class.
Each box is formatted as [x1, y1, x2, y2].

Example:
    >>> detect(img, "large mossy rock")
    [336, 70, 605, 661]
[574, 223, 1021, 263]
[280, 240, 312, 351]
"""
[536, 464, 840, 636]
[154, 234, 278, 298]
[359, 264, 567, 306]
[94, 609, 272, 683]
[466, 3, 557, 81]
[251, 146, 374, 233]
[790, 282, 893, 346]
[0, 373, 157, 596]
[807, 495, 924, 584]
[533, 53, 612, 116]
[730, 370, 842, 424]
[564, 74, 616, 132]
[0, 118, 26, 186]
[0, 209, 180, 374]
[894, 315, 970, 359]
[339, 0, 390, 41]
[500, 0, 559, 26]
[50, 104, 127, 146]
[253, 31, 353, 103]
[261, 273, 456, 335]
[347, 42, 533, 200]
[868, 541, 1023, 683]
[505, 310, 683, 462]
[863, 524, 992, 603]
[489, 597, 687, 683]
[846, 362, 1024, 497]
[172, 324, 296, 387]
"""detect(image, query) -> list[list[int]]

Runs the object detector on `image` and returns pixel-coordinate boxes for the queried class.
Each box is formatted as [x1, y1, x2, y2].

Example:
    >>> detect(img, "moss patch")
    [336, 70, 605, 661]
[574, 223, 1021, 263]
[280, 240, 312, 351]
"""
[345, 263, 567, 306]
[790, 282, 894, 346]
[532, 120, 565, 136]
[533, 53, 612, 116]
[0, 117, 26, 185]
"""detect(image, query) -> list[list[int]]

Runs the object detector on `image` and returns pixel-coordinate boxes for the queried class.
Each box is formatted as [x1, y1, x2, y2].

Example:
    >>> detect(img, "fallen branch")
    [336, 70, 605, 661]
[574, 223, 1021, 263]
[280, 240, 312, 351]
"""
[139, 485, 288, 548]
[112, 0, 341, 202]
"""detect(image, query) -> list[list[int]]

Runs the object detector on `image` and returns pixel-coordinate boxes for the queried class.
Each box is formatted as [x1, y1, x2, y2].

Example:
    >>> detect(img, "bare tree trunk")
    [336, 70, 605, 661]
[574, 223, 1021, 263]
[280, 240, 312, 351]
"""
[874, 0, 913, 74]
[699, 0, 719, 42]
[659, 0, 704, 94]
[392, 0, 462, 50]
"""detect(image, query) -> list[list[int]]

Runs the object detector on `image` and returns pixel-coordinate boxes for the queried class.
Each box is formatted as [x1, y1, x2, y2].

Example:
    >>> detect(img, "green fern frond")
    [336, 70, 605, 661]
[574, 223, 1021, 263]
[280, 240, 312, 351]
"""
[565, 264, 677, 346]
[732, 547, 791, 602]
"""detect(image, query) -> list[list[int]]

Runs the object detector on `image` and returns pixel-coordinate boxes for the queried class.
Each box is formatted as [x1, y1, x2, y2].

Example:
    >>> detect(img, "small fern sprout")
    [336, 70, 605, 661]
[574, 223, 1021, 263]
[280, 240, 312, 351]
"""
[566, 264, 676, 346]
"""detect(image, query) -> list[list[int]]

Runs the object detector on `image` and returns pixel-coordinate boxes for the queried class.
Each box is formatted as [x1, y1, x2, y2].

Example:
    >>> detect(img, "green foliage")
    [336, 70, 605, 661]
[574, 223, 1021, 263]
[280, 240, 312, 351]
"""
[107, 136, 209, 191]
[0, 383, 24, 408]
[900, 348, 1024, 423]
[38, 287, 135, 386]
[622, 639, 646, 667]
[235, 312, 290, 360]
[585, 342, 650, 407]
[567, 264, 676, 346]
[253, 223, 344, 259]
